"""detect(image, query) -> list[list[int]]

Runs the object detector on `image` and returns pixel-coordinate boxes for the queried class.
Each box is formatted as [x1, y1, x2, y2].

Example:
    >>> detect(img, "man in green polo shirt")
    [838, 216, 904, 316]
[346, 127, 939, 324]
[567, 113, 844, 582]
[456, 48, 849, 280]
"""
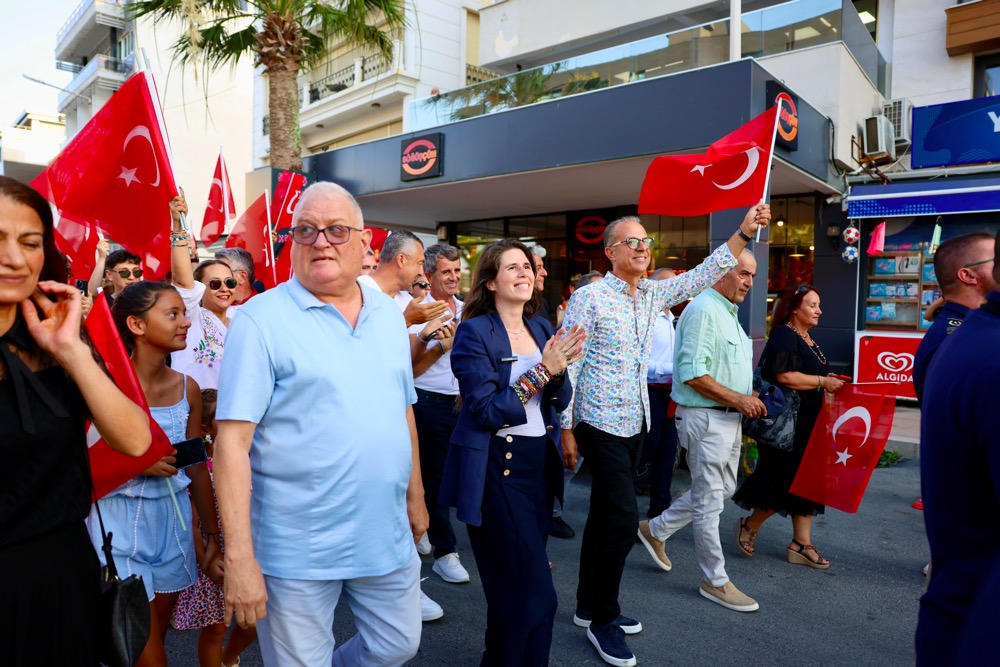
[637, 249, 764, 613]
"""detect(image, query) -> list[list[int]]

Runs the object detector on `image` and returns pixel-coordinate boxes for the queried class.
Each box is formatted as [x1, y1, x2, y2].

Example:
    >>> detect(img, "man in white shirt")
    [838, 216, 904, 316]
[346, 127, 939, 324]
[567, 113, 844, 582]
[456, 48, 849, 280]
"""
[637, 268, 680, 518]
[407, 244, 470, 585]
[357, 230, 448, 329]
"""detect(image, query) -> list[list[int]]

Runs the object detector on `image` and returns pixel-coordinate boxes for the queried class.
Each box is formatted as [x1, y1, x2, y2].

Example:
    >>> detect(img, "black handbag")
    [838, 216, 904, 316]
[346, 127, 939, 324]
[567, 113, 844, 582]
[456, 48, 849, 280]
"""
[743, 367, 798, 452]
[85, 455, 151, 667]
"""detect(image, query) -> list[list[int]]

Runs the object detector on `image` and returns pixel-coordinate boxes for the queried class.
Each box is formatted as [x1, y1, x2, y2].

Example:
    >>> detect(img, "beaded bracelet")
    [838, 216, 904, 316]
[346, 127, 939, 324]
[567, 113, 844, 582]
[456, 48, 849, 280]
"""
[512, 363, 553, 405]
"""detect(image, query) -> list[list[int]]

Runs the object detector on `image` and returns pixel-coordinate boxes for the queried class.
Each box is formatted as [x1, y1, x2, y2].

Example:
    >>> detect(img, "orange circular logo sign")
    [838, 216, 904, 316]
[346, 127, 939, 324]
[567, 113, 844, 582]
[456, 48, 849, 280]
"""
[775, 92, 799, 143]
[401, 139, 439, 176]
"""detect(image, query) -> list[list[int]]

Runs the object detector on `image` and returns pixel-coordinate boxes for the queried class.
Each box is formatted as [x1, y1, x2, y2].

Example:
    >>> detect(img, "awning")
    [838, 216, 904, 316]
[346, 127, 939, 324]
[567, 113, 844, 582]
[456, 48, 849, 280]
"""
[847, 175, 1000, 218]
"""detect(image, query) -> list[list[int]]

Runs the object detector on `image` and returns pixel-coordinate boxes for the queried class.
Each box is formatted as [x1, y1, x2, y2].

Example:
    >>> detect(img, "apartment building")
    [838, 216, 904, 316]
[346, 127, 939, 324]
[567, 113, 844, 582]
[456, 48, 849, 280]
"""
[54, 0, 254, 233]
[0, 111, 66, 183]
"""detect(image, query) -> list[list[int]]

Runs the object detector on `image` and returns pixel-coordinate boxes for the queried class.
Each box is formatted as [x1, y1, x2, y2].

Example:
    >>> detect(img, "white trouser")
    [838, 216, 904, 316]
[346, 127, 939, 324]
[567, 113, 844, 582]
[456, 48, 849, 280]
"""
[257, 549, 421, 667]
[648, 406, 742, 587]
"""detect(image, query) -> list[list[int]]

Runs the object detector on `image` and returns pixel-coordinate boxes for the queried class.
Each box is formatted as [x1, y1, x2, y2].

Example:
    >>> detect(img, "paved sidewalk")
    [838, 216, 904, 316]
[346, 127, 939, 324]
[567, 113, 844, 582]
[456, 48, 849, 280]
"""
[888, 402, 920, 459]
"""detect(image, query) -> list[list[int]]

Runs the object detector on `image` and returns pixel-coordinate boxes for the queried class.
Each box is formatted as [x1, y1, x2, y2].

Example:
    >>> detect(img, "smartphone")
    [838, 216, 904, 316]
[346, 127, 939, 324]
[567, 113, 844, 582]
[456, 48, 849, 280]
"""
[172, 436, 208, 469]
[74, 279, 89, 295]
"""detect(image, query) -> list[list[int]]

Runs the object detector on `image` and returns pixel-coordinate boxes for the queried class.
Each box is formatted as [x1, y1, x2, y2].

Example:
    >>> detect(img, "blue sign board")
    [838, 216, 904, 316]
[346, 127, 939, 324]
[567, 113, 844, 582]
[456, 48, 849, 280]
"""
[911, 95, 1000, 169]
[848, 176, 1000, 218]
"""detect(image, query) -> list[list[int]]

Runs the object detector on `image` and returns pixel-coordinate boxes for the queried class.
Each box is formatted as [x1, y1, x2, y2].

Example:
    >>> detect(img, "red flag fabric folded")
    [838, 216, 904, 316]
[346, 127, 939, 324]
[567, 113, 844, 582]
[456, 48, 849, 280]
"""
[789, 385, 896, 513]
[226, 193, 275, 288]
[639, 107, 778, 217]
[32, 71, 178, 280]
[868, 221, 886, 256]
[270, 171, 308, 286]
[200, 150, 236, 248]
[84, 293, 173, 499]
[54, 216, 100, 282]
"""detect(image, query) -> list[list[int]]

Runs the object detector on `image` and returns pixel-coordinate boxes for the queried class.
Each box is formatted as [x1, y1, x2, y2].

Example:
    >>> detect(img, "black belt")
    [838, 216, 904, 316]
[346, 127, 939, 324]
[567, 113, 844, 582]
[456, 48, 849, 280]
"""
[416, 388, 458, 402]
[706, 405, 738, 413]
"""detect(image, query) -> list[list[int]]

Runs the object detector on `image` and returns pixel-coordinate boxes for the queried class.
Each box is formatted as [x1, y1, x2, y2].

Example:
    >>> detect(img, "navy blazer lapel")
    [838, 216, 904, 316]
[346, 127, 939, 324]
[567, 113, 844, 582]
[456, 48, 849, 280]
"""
[486, 312, 515, 387]
[526, 316, 548, 351]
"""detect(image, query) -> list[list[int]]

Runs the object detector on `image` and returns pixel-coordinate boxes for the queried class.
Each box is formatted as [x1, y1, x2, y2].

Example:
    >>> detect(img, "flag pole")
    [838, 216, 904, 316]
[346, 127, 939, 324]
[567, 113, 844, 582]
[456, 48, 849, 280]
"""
[264, 188, 277, 286]
[138, 48, 186, 231]
[220, 146, 232, 234]
[756, 100, 784, 242]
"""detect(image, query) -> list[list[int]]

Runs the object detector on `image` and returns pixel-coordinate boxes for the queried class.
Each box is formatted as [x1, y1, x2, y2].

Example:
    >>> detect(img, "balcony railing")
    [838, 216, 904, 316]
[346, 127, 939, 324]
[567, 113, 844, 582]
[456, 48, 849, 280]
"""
[410, 0, 887, 131]
[57, 0, 126, 45]
[466, 64, 500, 86]
[303, 39, 402, 108]
[58, 54, 129, 109]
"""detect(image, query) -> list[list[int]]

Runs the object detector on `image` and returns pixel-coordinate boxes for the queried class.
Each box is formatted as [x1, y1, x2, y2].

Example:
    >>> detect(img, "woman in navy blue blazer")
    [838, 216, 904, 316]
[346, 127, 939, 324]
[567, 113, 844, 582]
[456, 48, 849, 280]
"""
[441, 239, 586, 666]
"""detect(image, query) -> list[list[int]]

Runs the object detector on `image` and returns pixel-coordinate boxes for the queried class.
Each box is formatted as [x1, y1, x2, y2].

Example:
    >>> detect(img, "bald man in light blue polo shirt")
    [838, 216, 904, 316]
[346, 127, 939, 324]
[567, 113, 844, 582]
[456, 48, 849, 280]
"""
[214, 182, 428, 666]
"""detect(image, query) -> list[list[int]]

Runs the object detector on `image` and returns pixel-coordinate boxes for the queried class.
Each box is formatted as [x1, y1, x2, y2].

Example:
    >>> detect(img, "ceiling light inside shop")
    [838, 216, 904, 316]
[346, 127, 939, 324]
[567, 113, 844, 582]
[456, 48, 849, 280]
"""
[794, 26, 821, 40]
[789, 244, 806, 258]
[858, 11, 876, 24]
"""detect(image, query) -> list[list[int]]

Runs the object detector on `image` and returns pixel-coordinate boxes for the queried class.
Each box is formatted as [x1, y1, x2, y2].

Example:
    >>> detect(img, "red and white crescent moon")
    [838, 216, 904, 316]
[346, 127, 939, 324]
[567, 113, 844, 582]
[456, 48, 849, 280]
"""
[711, 148, 760, 191]
[832, 407, 872, 447]
[122, 125, 161, 187]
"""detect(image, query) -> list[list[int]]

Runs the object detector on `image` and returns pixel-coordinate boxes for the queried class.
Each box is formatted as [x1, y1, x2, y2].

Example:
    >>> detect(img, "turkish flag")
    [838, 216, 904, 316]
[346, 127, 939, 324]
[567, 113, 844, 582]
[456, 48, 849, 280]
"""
[639, 106, 778, 217]
[789, 386, 896, 513]
[200, 150, 236, 247]
[270, 171, 307, 286]
[54, 216, 100, 282]
[32, 72, 178, 280]
[226, 193, 276, 288]
[84, 293, 173, 499]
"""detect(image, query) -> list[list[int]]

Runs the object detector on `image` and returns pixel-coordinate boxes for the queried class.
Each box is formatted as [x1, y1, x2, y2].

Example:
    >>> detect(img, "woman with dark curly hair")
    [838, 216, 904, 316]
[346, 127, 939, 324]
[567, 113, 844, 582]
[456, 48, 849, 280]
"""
[0, 176, 151, 665]
[731, 284, 845, 569]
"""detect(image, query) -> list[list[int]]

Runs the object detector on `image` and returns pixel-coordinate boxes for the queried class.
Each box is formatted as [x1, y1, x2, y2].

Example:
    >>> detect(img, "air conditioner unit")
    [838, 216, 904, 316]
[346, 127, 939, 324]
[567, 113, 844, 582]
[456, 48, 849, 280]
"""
[863, 115, 896, 164]
[882, 98, 913, 145]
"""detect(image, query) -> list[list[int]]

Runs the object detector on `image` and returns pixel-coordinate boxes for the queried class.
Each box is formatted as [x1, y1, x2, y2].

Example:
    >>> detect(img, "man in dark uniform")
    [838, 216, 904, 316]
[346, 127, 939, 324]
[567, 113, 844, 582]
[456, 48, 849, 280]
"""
[912, 232, 996, 402]
[916, 230, 1000, 665]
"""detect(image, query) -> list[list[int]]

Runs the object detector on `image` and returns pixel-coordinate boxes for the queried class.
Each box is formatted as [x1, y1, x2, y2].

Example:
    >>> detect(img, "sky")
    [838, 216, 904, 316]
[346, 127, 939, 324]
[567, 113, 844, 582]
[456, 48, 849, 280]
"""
[0, 0, 82, 126]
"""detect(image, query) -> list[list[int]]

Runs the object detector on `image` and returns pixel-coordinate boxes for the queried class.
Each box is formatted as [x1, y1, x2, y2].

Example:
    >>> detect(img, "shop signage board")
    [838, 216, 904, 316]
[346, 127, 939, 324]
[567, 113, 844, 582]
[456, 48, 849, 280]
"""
[765, 80, 799, 152]
[853, 332, 922, 400]
[911, 95, 1000, 169]
[400, 133, 443, 181]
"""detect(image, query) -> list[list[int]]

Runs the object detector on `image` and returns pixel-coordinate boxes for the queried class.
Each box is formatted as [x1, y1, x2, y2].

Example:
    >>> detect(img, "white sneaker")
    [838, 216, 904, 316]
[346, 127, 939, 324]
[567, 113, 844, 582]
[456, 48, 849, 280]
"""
[416, 533, 432, 556]
[419, 585, 443, 622]
[432, 552, 471, 583]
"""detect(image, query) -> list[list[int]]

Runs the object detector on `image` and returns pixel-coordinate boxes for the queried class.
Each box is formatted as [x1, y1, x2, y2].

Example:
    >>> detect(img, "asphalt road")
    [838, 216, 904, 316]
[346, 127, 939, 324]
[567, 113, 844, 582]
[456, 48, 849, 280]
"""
[165, 459, 927, 666]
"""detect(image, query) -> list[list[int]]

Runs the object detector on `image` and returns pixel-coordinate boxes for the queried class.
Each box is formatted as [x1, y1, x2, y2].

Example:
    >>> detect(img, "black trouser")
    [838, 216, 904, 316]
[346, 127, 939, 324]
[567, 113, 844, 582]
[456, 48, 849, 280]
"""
[645, 384, 679, 518]
[414, 388, 460, 558]
[575, 422, 645, 628]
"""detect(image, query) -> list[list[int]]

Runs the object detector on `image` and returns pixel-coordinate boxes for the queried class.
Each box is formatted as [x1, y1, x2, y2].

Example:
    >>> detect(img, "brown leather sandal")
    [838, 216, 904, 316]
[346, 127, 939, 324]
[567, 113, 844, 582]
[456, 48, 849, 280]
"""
[733, 517, 758, 558]
[787, 539, 830, 570]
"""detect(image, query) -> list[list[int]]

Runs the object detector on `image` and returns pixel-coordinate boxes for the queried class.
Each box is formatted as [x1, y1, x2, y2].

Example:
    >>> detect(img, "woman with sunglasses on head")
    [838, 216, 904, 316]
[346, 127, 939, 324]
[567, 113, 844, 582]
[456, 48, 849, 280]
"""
[168, 193, 237, 390]
[731, 284, 845, 569]
[0, 176, 152, 665]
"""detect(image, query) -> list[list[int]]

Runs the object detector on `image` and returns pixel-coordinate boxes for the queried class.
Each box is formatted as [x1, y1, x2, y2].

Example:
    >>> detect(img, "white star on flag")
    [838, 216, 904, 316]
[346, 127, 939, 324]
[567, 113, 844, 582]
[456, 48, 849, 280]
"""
[118, 166, 139, 187]
[835, 449, 853, 466]
[690, 164, 707, 175]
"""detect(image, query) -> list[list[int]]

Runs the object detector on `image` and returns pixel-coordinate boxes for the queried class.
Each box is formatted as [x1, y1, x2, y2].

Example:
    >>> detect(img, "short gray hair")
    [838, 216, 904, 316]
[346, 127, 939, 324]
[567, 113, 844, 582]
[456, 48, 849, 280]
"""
[604, 215, 642, 247]
[650, 267, 676, 280]
[423, 243, 460, 275]
[381, 230, 423, 264]
[293, 181, 364, 228]
[576, 271, 603, 287]
[215, 247, 255, 283]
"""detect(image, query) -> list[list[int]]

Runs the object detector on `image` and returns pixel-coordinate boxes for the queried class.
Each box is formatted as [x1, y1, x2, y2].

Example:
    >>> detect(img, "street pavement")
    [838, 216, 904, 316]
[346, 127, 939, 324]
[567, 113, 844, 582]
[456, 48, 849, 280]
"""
[165, 458, 928, 666]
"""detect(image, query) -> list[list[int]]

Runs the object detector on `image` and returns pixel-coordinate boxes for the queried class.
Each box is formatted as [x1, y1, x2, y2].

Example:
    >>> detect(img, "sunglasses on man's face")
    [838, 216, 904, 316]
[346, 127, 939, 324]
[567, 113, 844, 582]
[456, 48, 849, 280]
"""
[114, 269, 143, 279]
[207, 277, 239, 291]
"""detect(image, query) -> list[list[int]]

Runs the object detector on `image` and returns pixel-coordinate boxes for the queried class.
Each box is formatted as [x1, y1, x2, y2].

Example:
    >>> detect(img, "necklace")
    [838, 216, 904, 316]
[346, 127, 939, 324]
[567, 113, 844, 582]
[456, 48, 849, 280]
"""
[505, 327, 526, 337]
[786, 322, 827, 365]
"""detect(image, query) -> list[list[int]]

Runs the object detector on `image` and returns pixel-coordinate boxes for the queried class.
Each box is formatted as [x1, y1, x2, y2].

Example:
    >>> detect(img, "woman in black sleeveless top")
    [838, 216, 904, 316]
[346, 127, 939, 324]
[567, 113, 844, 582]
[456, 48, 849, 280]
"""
[0, 177, 152, 665]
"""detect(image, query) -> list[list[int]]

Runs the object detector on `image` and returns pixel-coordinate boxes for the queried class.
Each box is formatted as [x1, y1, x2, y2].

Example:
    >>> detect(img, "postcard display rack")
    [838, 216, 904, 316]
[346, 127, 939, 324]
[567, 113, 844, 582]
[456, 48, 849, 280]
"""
[865, 244, 938, 331]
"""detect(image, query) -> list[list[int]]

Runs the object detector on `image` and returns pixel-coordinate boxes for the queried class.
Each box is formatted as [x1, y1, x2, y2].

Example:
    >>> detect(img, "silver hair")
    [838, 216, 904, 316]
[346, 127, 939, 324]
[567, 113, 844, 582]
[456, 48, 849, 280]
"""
[214, 247, 255, 283]
[576, 271, 603, 288]
[381, 230, 423, 264]
[423, 243, 460, 275]
[603, 215, 642, 247]
[292, 181, 364, 228]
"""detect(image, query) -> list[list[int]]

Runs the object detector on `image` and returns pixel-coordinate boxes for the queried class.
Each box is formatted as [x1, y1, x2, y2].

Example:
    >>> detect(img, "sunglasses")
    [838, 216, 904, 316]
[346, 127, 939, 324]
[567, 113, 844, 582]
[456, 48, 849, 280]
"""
[114, 268, 144, 279]
[963, 258, 994, 268]
[413, 281, 431, 290]
[608, 237, 655, 250]
[207, 277, 238, 291]
[292, 224, 357, 245]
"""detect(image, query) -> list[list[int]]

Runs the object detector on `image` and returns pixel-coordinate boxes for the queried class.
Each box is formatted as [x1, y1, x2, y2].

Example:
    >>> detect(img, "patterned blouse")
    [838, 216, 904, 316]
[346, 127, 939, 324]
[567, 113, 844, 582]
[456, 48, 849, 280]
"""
[560, 243, 738, 437]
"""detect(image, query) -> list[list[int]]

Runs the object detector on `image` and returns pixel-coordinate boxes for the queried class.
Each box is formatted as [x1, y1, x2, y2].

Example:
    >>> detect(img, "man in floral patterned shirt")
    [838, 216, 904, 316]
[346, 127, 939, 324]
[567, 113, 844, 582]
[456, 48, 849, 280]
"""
[561, 204, 769, 667]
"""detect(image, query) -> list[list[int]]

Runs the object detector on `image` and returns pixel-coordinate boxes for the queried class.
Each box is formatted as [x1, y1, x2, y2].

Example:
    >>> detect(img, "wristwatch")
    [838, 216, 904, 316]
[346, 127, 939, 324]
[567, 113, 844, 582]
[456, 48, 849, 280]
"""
[736, 228, 753, 243]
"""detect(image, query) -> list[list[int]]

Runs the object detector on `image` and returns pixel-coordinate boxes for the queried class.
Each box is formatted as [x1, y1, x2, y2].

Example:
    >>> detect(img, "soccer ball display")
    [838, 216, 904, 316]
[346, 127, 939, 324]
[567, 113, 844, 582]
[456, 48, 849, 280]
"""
[842, 245, 860, 263]
[842, 226, 861, 245]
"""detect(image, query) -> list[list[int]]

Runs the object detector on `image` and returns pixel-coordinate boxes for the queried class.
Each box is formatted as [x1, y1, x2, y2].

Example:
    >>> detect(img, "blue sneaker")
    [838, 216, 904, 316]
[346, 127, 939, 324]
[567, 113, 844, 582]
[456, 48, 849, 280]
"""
[587, 623, 637, 667]
[573, 609, 642, 634]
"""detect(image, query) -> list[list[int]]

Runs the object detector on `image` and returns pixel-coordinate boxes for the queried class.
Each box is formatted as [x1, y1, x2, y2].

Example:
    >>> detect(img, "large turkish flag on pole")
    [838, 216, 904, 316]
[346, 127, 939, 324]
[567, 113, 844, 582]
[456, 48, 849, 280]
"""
[270, 171, 307, 286]
[789, 386, 896, 513]
[32, 71, 178, 280]
[639, 106, 779, 217]
[200, 148, 236, 247]
[84, 293, 173, 499]
[226, 192, 276, 288]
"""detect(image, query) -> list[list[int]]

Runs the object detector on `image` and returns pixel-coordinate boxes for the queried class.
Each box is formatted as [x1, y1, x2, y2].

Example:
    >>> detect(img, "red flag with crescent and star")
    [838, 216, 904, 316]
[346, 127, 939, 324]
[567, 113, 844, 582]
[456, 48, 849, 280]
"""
[225, 193, 276, 288]
[200, 149, 236, 248]
[789, 385, 896, 513]
[84, 293, 173, 499]
[32, 71, 178, 280]
[638, 106, 778, 217]
[269, 170, 308, 286]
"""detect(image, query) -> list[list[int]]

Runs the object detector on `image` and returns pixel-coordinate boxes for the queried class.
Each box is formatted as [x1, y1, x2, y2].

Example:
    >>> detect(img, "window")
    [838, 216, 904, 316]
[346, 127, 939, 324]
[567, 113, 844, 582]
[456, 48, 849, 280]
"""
[974, 54, 1000, 98]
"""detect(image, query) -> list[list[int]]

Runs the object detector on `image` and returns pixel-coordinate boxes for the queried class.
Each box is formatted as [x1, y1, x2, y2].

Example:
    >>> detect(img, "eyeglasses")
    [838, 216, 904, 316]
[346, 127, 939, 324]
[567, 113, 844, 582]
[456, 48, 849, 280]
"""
[795, 284, 813, 293]
[207, 277, 238, 291]
[963, 258, 994, 268]
[412, 281, 431, 290]
[291, 224, 357, 245]
[114, 269, 143, 279]
[607, 237, 655, 250]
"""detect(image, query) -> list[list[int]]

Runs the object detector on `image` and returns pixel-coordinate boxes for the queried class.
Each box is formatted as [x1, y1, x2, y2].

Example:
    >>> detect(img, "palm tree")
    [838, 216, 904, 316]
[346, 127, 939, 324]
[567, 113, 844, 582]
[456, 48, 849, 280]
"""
[130, 0, 406, 171]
